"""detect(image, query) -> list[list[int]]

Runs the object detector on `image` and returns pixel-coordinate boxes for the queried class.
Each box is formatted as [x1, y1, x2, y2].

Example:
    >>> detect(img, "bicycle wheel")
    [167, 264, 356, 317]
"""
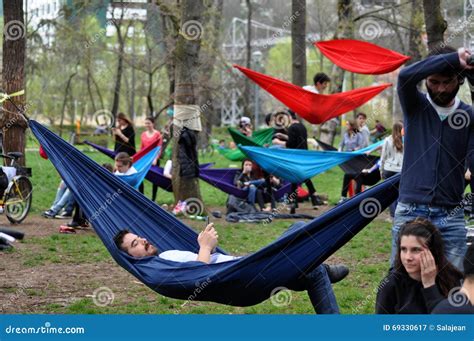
[5, 175, 33, 224]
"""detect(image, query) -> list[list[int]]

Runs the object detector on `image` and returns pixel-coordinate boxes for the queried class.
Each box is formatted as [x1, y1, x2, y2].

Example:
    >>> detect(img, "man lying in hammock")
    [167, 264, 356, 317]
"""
[114, 223, 348, 314]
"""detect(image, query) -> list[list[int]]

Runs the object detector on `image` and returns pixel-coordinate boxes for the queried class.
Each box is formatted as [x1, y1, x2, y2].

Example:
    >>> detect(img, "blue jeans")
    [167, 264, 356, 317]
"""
[283, 222, 340, 314]
[246, 179, 266, 205]
[390, 202, 467, 271]
[50, 187, 75, 215]
[52, 180, 67, 207]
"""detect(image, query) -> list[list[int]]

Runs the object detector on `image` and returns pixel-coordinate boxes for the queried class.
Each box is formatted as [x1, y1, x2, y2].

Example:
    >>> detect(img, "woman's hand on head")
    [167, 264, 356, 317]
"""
[420, 249, 437, 288]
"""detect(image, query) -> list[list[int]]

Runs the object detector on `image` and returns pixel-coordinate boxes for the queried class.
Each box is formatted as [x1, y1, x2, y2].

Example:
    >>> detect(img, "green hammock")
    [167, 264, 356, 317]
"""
[218, 127, 274, 161]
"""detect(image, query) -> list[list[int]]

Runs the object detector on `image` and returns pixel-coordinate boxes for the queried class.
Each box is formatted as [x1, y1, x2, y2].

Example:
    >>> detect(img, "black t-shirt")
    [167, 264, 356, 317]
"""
[286, 122, 307, 150]
[114, 125, 136, 156]
[376, 271, 455, 314]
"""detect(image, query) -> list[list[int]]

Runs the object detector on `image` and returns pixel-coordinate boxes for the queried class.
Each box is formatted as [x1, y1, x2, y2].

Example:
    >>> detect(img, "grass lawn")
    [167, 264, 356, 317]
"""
[2, 128, 392, 314]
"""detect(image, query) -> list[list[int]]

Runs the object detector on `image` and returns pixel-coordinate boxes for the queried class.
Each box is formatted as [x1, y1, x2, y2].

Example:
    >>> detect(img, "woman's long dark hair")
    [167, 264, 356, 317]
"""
[394, 217, 463, 296]
[392, 122, 403, 153]
[347, 119, 359, 135]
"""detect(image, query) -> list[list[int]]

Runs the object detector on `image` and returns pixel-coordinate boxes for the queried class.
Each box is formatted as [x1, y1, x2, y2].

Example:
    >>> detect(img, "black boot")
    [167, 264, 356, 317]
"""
[324, 264, 349, 284]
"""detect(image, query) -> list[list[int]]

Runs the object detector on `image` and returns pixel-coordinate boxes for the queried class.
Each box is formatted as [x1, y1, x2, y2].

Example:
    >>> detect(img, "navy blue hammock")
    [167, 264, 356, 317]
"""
[31, 120, 399, 307]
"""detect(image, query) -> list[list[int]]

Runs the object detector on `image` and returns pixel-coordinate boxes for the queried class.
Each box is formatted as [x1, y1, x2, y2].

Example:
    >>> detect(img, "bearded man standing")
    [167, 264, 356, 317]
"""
[390, 46, 474, 271]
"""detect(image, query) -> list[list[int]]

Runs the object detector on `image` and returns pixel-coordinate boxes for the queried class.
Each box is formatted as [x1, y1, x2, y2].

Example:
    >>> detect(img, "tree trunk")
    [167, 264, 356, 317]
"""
[319, 0, 353, 146]
[291, 0, 306, 87]
[171, 0, 204, 203]
[244, 0, 252, 119]
[111, 36, 125, 118]
[59, 71, 77, 138]
[407, 0, 423, 64]
[161, 11, 177, 116]
[198, 0, 224, 150]
[110, 11, 129, 118]
[1, 0, 27, 166]
[86, 71, 97, 114]
[422, 0, 447, 52]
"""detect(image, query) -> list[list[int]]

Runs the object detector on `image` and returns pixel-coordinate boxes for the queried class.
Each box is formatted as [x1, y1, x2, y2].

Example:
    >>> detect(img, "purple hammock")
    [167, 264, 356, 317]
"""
[199, 168, 292, 200]
[86, 141, 291, 199]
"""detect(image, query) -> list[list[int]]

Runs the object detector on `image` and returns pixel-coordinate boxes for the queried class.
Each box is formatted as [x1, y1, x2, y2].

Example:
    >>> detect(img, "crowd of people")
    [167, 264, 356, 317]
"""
[40, 46, 474, 314]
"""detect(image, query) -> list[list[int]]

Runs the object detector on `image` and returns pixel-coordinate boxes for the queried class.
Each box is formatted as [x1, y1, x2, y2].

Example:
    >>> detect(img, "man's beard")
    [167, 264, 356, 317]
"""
[426, 82, 459, 106]
[145, 242, 158, 256]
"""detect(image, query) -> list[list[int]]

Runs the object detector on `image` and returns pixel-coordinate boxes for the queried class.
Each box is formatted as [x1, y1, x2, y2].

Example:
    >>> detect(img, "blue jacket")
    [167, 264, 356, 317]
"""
[398, 52, 474, 207]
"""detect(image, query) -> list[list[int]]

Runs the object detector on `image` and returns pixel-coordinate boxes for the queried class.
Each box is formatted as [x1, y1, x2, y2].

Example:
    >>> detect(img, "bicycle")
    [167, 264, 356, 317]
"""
[0, 152, 33, 224]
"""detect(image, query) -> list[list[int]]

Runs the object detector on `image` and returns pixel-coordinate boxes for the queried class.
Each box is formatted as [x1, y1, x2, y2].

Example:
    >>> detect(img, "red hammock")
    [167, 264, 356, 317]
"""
[132, 135, 162, 162]
[234, 65, 391, 124]
[315, 39, 410, 75]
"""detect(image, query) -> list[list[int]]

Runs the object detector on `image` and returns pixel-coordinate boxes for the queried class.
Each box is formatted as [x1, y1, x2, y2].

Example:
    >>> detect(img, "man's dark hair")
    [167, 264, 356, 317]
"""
[427, 45, 457, 57]
[265, 112, 273, 126]
[427, 45, 464, 83]
[114, 230, 129, 251]
[356, 112, 367, 119]
[288, 109, 297, 120]
[313, 72, 331, 86]
[464, 244, 474, 279]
